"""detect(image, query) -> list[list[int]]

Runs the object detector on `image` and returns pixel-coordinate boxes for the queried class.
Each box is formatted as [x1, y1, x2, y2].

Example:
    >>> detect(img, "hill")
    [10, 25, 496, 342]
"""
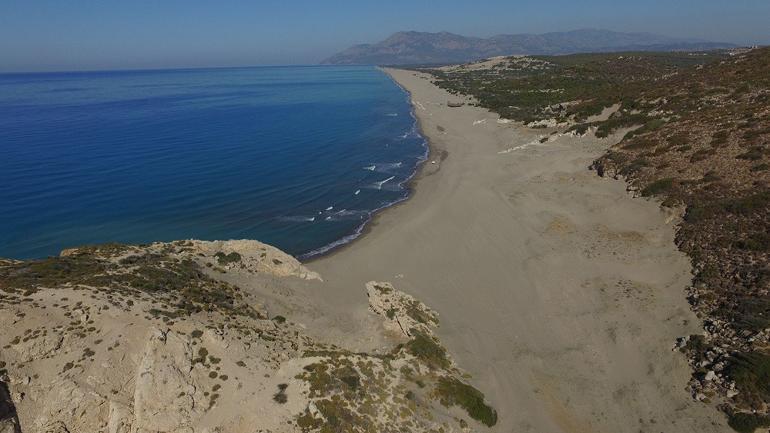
[322, 29, 736, 65]
[0, 240, 497, 433]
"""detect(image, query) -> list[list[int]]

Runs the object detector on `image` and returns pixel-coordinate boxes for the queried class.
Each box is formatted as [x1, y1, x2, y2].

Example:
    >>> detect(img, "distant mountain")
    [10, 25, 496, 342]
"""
[321, 29, 737, 65]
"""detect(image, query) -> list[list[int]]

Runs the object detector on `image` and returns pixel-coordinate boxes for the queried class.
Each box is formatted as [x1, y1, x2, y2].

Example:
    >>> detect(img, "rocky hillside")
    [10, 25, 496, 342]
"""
[423, 47, 769, 432]
[591, 48, 770, 433]
[0, 240, 496, 433]
[322, 29, 735, 65]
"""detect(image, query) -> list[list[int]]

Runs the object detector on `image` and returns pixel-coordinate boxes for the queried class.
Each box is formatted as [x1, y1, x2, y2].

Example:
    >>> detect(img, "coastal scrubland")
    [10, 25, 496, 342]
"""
[426, 46, 770, 431]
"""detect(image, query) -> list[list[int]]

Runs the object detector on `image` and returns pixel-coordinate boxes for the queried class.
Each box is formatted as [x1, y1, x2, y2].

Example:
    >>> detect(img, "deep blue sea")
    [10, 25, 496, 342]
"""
[0, 66, 427, 260]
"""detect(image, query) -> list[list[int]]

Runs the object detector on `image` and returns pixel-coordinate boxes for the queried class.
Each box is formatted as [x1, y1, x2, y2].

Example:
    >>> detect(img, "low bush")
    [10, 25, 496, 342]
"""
[435, 376, 497, 427]
[725, 352, 770, 408]
[641, 178, 675, 197]
[214, 252, 241, 265]
[406, 332, 449, 369]
[728, 412, 770, 433]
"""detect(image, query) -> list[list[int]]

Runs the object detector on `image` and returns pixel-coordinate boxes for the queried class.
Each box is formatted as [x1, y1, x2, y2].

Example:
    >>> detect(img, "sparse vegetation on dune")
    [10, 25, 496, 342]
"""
[425, 46, 770, 430]
[427, 50, 728, 125]
[435, 376, 497, 427]
[591, 49, 770, 427]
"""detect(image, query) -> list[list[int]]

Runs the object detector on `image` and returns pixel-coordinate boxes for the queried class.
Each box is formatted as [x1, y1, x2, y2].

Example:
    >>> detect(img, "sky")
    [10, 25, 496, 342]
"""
[1, 0, 768, 72]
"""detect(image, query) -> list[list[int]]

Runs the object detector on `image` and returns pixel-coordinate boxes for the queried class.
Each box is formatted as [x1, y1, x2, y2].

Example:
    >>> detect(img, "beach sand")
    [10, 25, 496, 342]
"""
[293, 69, 728, 432]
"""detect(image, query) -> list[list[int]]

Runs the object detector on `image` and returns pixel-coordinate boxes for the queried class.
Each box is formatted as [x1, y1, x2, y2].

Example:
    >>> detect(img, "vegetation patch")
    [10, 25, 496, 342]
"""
[725, 352, 770, 409]
[214, 252, 241, 265]
[641, 178, 675, 197]
[273, 383, 288, 404]
[434, 376, 497, 427]
[0, 245, 257, 319]
[727, 412, 770, 433]
[429, 47, 770, 428]
[405, 332, 449, 369]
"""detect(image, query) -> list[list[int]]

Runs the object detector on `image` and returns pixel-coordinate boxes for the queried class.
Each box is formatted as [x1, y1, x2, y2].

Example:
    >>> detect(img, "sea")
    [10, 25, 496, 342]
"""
[0, 66, 427, 260]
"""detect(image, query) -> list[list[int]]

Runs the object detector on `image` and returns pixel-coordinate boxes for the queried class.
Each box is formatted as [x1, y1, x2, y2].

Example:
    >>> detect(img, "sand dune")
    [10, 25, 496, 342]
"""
[298, 69, 728, 432]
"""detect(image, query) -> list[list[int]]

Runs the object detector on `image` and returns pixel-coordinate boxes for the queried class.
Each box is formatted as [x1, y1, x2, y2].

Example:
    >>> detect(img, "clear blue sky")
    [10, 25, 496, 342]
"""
[1, 0, 768, 72]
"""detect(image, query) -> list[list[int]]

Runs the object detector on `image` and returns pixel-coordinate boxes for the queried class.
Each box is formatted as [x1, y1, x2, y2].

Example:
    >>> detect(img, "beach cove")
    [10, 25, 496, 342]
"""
[291, 69, 730, 432]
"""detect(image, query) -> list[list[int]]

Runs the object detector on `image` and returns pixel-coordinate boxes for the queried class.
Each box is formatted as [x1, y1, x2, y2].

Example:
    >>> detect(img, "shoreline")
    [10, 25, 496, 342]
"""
[303, 68, 729, 431]
[300, 67, 443, 263]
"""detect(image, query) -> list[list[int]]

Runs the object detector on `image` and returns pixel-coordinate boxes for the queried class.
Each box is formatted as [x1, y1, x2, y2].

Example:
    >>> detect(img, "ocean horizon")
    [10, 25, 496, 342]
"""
[0, 65, 427, 260]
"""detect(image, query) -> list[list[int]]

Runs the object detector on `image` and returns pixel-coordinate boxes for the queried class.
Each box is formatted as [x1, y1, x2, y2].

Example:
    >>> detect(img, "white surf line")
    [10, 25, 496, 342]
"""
[375, 176, 396, 190]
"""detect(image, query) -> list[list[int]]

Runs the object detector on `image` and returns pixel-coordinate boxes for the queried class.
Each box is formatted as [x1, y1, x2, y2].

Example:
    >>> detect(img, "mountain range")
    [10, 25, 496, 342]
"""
[321, 29, 737, 65]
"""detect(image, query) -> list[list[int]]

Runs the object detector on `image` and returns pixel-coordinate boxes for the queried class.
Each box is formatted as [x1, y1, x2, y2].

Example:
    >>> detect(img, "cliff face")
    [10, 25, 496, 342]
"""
[0, 240, 495, 433]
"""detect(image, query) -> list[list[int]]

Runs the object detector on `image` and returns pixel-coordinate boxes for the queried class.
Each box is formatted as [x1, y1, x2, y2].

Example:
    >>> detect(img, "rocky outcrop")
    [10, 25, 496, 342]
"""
[133, 329, 200, 433]
[366, 281, 438, 337]
[0, 380, 21, 433]
[187, 239, 322, 281]
[0, 241, 497, 433]
[295, 281, 497, 431]
[59, 239, 321, 281]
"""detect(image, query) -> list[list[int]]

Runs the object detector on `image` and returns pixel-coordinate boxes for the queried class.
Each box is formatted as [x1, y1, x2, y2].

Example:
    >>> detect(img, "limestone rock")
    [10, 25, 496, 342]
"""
[189, 240, 322, 281]
[11, 333, 64, 363]
[43, 422, 70, 433]
[31, 379, 109, 432]
[107, 401, 132, 433]
[366, 281, 438, 337]
[133, 328, 200, 433]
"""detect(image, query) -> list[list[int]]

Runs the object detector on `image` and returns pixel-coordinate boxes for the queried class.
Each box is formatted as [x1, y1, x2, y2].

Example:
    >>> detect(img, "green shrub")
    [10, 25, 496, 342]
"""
[641, 178, 675, 197]
[406, 332, 449, 369]
[567, 123, 590, 135]
[214, 252, 241, 265]
[728, 412, 770, 433]
[736, 146, 765, 161]
[721, 191, 770, 216]
[725, 352, 770, 408]
[435, 377, 497, 427]
[735, 233, 770, 252]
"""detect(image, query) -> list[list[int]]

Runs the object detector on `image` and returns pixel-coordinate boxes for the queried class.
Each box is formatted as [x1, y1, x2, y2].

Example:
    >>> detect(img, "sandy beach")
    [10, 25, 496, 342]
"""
[294, 69, 729, 432]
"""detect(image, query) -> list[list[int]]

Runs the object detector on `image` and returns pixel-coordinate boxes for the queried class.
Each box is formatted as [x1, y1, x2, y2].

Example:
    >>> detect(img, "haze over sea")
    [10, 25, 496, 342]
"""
[0, 66, 427, 260]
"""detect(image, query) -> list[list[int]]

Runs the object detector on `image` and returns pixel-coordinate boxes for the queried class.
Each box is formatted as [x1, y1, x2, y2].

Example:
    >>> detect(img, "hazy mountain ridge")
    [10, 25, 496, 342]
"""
[322, 29, 736, 65]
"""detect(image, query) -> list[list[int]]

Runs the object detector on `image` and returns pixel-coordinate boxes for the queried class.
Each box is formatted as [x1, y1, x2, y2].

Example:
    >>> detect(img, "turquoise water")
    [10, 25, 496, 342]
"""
[0, 66, 426, 259]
